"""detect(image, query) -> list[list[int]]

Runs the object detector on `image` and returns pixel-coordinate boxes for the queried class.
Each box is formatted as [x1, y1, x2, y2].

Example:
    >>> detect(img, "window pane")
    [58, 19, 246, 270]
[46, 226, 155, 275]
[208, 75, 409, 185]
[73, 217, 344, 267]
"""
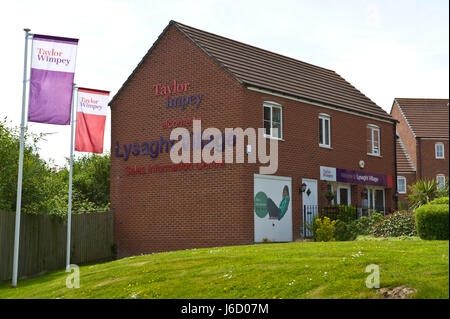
[375, 190, 384, 212]
[272, 122, 281, 138]
[272, 107, 281, 122]
[264, 120, 271, 135]
[367, 189, 373, 209]
[437, 176, 446, 189]
[397, 178, 406, 193]
[264, 106, 271, 122]
[325, 119, 330, 145]
[367, 127, 372, 153]
[373, 129, 379, 154]
[319, 118, 323, 144]
[436, 144, 444, 158]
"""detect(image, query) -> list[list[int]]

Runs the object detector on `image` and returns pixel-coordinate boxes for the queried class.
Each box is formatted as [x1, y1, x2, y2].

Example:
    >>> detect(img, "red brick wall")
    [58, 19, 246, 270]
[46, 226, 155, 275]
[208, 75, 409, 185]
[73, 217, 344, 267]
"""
[110, 24, 251, 257]
[391, 102, 448, 197]
[418, 139, 449, 180]
[111, 25, 396, 257]
[242, 90, 396, 237]
[397, 172, 416, 207]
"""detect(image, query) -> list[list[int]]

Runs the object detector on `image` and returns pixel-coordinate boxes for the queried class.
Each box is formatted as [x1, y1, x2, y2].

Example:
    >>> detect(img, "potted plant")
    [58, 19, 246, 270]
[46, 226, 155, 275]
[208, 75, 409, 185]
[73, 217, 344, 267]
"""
[325, 190, 335, 205]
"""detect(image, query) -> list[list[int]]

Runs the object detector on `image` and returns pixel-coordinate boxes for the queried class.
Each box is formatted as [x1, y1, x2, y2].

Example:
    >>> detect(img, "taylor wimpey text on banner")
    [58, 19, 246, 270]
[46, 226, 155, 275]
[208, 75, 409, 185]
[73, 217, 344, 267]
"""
[75, 88, 110, 154]
[28, 34, 78, 125]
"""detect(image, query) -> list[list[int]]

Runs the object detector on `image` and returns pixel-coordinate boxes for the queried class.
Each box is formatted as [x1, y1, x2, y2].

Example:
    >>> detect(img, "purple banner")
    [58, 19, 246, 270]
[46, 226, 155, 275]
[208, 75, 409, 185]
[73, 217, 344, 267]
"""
[28, 34, 78, 125]
[336, 168, 388, 187]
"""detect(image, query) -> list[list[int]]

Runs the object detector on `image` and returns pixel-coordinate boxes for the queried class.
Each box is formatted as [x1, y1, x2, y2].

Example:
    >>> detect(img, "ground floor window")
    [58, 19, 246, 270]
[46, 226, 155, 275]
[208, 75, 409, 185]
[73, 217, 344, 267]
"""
[397, 176, 407, 194]
[365, 187, 385, 213]
[437, 175, 446, 190]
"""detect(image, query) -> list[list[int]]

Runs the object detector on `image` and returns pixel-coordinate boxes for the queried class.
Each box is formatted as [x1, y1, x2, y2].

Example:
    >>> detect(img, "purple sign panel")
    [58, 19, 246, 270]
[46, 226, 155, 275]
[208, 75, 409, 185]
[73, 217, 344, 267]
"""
[336, 168, 387, 187]
[28, 34, 78, 125]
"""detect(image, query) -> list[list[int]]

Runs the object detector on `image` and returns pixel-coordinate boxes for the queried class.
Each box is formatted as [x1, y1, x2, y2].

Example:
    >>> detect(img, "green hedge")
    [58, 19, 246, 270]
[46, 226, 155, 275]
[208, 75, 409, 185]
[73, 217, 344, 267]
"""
[415, 204, 449, 240]
[429, 197, 449, 205]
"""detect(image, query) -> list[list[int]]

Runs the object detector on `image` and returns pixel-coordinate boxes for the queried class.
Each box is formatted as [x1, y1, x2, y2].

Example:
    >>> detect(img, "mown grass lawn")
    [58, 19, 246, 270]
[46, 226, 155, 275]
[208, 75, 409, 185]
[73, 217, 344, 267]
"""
[0, 240, 448, 299]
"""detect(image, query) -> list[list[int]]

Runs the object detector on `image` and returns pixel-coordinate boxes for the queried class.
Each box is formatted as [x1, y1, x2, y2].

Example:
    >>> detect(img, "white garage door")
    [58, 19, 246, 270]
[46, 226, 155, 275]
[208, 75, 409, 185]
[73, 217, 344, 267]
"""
[254, 174, 292, 242]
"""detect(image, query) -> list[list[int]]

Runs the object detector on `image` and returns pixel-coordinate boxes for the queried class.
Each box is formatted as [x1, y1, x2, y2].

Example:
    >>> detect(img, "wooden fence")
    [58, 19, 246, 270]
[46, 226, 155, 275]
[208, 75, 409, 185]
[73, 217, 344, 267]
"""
[0, 210, 114, 283]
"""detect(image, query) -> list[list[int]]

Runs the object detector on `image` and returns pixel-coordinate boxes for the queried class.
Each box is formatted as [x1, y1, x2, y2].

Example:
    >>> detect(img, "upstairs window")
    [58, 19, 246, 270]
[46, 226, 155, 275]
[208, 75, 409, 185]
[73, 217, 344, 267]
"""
[319, 113, 331, 147]
[435, 143, 444, 159]
[367, 125, 380, 156]
[263, 102, 282, 139]
[397, 176, 407, 194]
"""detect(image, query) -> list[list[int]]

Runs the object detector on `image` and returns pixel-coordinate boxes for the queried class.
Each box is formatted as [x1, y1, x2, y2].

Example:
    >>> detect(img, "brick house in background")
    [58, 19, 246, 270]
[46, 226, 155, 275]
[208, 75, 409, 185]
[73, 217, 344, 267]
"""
[109, 21, 396, 257]
[391, 98, 449, 206]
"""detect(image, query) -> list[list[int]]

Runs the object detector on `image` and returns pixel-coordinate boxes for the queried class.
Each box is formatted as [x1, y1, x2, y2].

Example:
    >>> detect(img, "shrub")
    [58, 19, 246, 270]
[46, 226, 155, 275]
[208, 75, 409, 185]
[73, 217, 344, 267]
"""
[370, 211, 416, 237]
[313, 216, 336, 242]
[334, 213, 384, 241]
[334, 220, 355, 241]
[429, 197, 449, 205]
[437, 178, 449, 198]
[321, 205, 358, 223]
[407, 179, 440, 210]
[415, 204, 449, 240]
[350, 212, 384, 236]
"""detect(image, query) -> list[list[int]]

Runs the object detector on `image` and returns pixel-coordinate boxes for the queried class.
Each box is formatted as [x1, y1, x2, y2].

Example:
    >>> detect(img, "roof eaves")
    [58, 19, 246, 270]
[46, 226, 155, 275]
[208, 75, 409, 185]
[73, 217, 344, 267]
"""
[172, 21, 243, 86]
[397, 134, 416, 171]
[246, 83, 396, 123]
[394, 98, 416, 138]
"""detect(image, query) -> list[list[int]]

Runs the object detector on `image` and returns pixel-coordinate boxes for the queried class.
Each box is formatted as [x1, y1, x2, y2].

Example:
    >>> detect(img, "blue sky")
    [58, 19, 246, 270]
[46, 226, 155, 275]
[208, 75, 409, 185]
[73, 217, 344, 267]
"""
[0, 0, 448, 166]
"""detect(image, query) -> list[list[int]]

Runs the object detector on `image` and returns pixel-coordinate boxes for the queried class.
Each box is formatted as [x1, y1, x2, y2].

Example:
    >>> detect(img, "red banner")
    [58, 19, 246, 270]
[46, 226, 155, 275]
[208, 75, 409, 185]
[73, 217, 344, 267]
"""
[75, 88, 109, 154]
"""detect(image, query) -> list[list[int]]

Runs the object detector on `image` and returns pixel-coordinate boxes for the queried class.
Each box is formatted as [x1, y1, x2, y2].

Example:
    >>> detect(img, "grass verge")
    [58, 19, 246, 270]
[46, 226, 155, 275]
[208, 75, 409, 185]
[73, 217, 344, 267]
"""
[0, 240, 448, 299]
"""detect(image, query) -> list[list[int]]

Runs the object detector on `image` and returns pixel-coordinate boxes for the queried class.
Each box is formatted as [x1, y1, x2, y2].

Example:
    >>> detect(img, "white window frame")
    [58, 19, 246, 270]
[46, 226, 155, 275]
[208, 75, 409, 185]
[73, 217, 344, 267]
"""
[368, 124, 381, 156]
[435, 143, 444, 159]
[437, 175, 446, 190]
[319, 113, 331, 148]
[397, 176, 407, 194]
[263, 101, 283, 140]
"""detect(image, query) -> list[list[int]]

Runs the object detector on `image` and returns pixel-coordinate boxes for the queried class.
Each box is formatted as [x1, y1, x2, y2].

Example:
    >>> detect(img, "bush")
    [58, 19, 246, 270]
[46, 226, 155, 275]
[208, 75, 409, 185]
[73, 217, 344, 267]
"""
[313, 216, 336, 242]
[350, 212, 384, 235]
[429, 197, 449, 205]
[334, 220, 355, 241]
[407, 179, 441, 210]
[334, 213, 384, 241]
[415, 204, 449, 240]
[321, 205, 358, 223]
[370, 211, 416, 237]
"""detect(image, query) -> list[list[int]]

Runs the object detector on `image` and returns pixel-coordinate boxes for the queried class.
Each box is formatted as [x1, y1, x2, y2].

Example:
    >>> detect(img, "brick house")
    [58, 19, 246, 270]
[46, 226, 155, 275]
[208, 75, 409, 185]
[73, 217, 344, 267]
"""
[391, 98, 449, 206]
[109, 21, 397, 257]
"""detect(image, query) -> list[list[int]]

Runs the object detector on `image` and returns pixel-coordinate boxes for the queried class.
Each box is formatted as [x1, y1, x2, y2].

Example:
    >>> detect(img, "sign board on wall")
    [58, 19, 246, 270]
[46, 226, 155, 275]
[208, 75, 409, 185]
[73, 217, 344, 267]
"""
[254, 174, 292, 243]
[320, 166, 336, 181]
[320, 166, 392, 187]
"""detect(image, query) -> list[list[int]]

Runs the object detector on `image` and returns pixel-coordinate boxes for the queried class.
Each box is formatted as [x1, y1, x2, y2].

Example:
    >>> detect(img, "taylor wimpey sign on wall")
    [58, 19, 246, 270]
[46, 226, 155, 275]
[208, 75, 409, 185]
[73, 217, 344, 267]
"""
[153, 80, 202, 110]
[320, 166, 392, 187]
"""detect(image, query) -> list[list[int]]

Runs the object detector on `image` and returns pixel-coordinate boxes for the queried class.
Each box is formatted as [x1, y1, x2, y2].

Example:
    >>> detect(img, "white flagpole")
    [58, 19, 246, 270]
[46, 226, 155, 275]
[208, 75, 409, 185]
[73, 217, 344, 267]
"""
[12, 28, 31, 288]
[66, 84, 77, 268]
